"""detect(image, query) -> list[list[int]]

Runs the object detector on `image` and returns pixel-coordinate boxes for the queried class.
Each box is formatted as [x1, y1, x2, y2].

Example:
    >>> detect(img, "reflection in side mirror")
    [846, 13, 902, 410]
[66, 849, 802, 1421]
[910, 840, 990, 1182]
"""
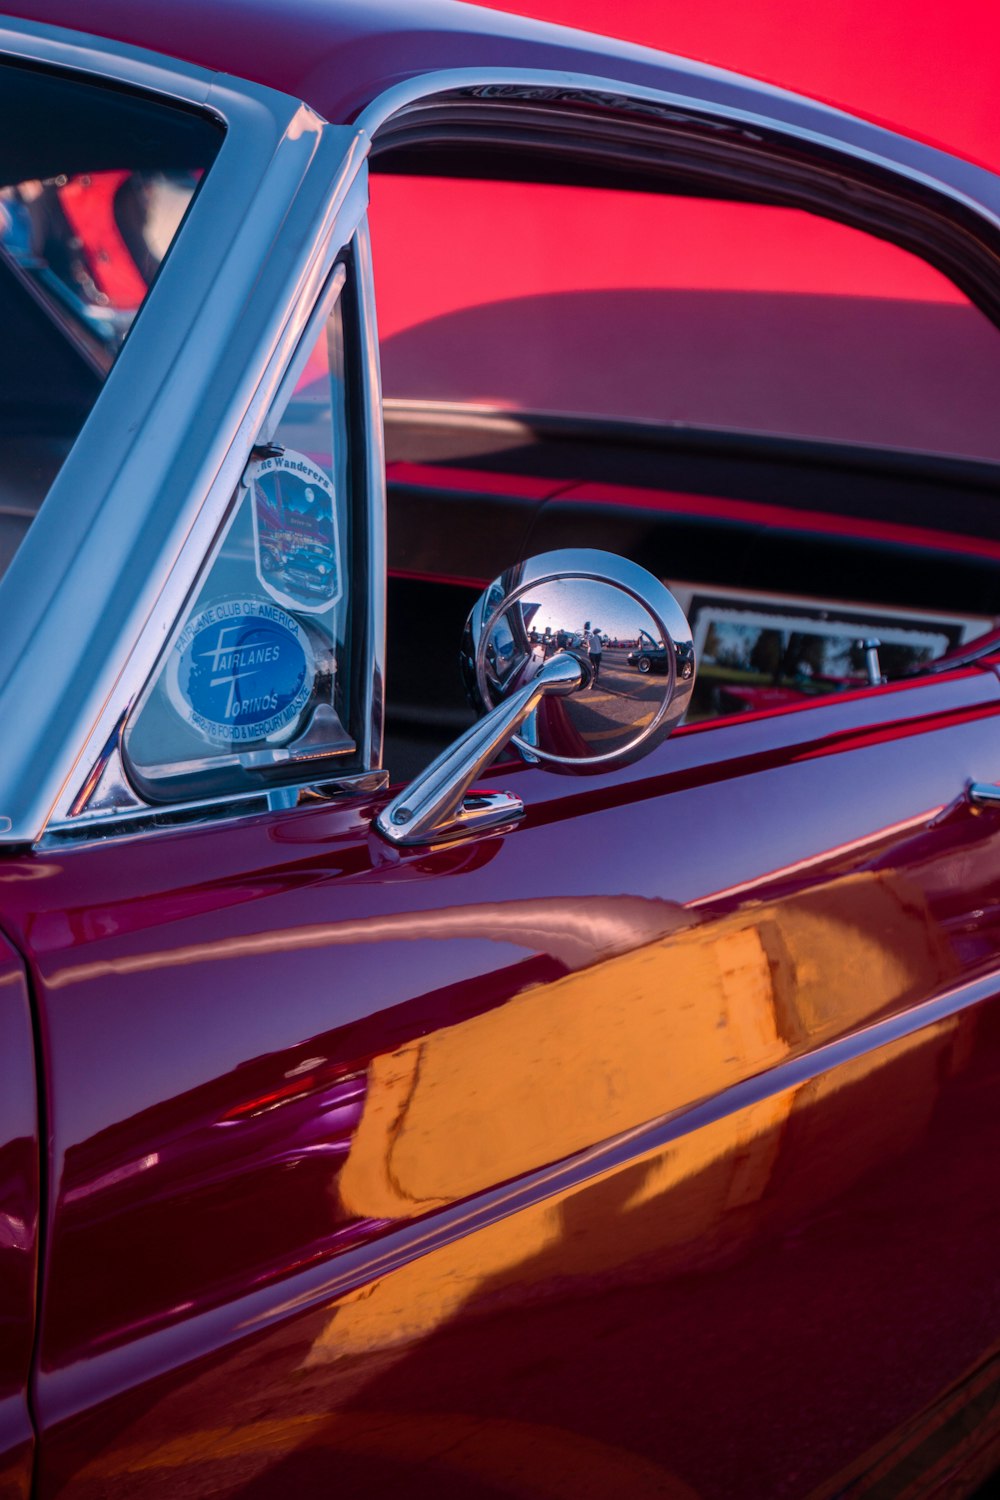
[375, 549, 695, 847]
[461, 551, 695, 770]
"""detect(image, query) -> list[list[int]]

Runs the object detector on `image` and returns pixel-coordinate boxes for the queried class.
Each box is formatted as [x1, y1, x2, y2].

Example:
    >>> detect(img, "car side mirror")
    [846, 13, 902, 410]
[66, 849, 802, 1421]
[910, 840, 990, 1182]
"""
[374, 549, 695, 847]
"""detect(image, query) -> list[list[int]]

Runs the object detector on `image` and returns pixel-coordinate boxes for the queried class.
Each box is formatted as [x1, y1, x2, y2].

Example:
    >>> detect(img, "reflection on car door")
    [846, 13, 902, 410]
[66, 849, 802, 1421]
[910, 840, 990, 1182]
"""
[16, 651, 1000, 1499]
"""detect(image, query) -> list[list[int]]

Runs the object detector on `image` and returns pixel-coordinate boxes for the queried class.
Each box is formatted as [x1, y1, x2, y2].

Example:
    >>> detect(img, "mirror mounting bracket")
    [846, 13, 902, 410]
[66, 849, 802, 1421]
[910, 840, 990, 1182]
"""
[374, 651, 584, 847]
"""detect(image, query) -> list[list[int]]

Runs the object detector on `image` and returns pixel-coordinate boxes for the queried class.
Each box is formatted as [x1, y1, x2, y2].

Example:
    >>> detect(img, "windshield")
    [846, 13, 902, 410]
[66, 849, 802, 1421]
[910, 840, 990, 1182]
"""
[0, 60, 221, 577]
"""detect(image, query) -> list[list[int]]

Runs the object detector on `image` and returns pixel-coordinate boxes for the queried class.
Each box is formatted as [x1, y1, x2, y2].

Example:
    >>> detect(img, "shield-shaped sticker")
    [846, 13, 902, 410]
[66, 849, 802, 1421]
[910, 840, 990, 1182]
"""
[249, 449, 343, 613]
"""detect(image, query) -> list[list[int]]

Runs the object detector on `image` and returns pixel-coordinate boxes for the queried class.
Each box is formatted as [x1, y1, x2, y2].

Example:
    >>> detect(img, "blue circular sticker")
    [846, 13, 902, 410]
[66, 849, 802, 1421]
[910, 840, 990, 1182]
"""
[167, 598, 315, 746]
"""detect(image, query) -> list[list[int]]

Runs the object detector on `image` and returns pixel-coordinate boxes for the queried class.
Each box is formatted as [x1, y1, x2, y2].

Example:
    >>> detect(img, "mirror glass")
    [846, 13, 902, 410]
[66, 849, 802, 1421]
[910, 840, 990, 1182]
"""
[468, 570, 695, 767]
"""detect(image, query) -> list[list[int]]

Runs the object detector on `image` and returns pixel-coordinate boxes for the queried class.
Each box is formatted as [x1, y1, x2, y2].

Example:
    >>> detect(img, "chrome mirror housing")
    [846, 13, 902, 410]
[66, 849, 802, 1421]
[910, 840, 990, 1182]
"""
[375, 550, 695, 847]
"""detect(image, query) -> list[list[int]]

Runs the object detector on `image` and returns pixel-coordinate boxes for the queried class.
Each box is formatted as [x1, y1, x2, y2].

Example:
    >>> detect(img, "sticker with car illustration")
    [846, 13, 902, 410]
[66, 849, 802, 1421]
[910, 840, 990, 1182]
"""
[249, 448, 342, 613]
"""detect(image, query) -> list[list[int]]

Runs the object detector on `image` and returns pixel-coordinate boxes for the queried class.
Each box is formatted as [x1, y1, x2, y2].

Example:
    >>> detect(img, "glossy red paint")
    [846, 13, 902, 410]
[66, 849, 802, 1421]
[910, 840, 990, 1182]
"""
[387, 464, 562, 503]
[0, 935, 39, 1500]
[370, 178, 1000, 467]
[2, 663, 999, 1496]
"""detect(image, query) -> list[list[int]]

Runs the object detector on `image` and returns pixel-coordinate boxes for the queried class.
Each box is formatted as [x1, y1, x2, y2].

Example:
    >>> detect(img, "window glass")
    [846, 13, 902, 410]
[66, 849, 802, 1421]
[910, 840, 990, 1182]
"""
[371, 168, 1000, 767]
[672, 585, 988, 723]
[371, 176, 1000, 464]
[124, 274, 359, 803]
[0, 61, 221, 578]
[0, 168, 202, 365]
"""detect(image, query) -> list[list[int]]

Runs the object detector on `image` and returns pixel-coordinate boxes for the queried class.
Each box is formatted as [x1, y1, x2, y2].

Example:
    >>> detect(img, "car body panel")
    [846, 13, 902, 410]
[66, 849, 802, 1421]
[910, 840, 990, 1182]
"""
[3, 661, 999, 1496]
[31, 999, 1000, 1499]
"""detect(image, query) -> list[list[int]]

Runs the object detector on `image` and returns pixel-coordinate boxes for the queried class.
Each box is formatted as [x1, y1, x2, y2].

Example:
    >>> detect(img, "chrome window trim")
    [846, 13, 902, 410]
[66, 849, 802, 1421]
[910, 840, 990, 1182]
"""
[49, 216, 381, 841]
[352, 216, 387, 773]
[357, 66, 1000, 233]
[0, 17, 379, 844]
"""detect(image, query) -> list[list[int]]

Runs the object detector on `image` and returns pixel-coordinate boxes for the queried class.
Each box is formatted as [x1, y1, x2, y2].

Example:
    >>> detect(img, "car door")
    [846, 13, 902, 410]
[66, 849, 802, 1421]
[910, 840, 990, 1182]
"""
[20, 644, 1000, 1500]
[5, 26, 1000, 1500]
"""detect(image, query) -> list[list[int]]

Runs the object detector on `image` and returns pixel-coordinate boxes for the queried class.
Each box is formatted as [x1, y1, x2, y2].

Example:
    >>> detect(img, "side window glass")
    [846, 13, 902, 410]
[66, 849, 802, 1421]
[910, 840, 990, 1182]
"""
[372, 179, 1000, 462]
[124, 266, 362, 803]
[672, 586, 983, 725]
[370, 170, 999, 751]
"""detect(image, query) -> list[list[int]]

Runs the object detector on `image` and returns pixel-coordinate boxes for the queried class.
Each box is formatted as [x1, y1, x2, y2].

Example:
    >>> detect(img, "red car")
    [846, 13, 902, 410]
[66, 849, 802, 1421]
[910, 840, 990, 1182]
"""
[2, 4, 1000, 1498]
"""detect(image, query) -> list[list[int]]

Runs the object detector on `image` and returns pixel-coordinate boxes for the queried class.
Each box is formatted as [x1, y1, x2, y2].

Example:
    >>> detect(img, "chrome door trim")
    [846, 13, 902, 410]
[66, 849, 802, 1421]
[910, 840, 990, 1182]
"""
[352, 216, 387, 775]
[0, 18, 377, 844]
[357, 66, 1000, 232]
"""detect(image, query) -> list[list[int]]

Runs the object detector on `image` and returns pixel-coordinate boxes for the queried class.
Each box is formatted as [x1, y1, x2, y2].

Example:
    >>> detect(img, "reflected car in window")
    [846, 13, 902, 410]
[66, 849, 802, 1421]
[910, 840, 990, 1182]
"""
[0, 5, 1000, 1500]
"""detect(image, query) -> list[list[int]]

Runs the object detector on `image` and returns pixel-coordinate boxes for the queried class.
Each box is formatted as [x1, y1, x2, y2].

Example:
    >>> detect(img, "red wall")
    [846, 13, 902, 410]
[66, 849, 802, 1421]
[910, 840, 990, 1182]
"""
[470, 0, 1000, 172]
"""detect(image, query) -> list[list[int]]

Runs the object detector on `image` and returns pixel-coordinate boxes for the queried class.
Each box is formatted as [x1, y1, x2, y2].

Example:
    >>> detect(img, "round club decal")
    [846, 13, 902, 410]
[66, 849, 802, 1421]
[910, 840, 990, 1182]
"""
[249, 449, 342, 613]
[168, 598, 315, 746]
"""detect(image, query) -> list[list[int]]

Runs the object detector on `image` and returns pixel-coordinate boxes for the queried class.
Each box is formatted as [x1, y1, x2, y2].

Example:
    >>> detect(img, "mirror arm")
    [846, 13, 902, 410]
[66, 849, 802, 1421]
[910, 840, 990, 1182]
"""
[374, 652, 585, 847]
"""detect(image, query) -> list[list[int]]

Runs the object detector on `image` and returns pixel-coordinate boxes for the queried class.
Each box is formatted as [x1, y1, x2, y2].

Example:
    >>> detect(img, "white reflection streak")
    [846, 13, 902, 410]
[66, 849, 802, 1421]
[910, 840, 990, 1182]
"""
[63, 1152, 160, 1203]
[47, 896, 697, 989]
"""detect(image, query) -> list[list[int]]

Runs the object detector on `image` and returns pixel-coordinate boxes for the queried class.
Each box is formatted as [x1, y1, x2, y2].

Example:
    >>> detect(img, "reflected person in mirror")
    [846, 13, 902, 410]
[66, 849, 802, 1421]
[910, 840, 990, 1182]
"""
[584, 621, 602, 687]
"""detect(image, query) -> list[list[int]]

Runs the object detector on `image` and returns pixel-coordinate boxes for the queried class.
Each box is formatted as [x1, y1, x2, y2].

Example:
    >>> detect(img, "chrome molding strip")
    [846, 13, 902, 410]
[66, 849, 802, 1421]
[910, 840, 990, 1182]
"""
[251, 959, 1000, 1327]
[352, 217, 387, 774]
[42, 771, 392, 850]
[0, 18, 373, 842]
[357, 66, 1000, 233]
